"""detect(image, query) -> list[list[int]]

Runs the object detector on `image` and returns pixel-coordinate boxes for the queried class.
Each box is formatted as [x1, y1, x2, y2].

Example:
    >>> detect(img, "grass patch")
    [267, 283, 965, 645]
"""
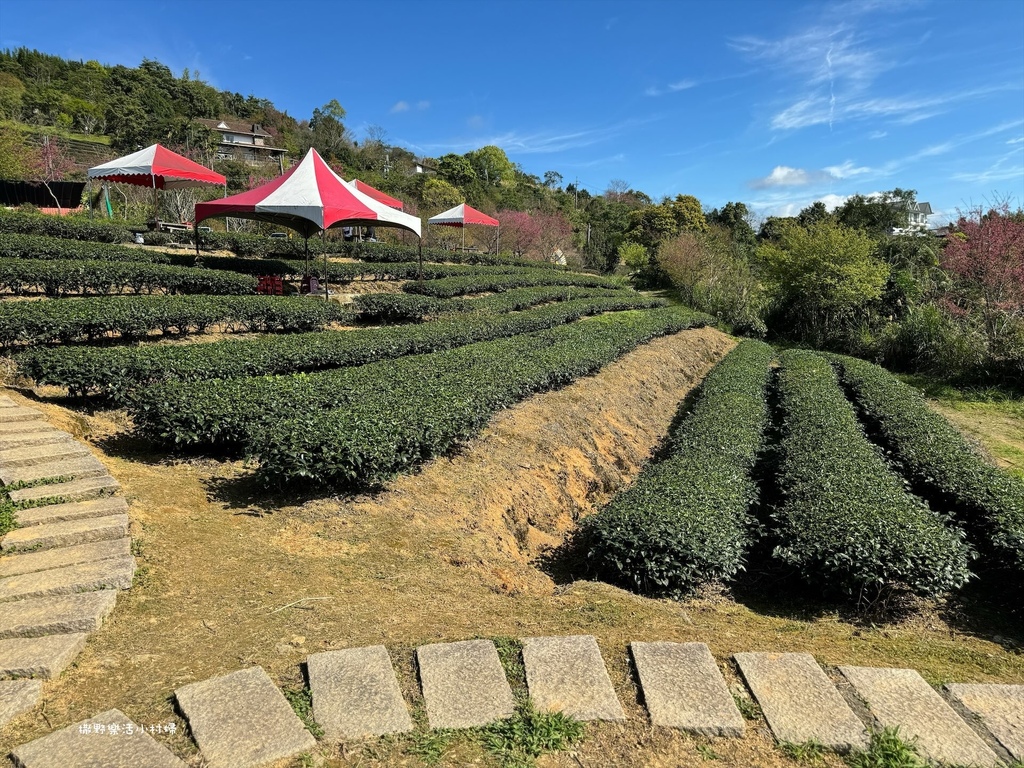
[482, 699, 585, 768]
[695, 742, 721, 761]
[492, 636, 528, 700]
[406, 728, 456, 766]
[281, 686, 324, 740]
[780, 739, 827, 764]
[732, 691, 761, 720]
[845, 727, 925, 768]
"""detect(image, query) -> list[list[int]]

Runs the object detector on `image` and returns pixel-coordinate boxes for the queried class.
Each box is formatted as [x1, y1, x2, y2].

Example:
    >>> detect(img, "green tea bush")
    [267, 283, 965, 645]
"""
[3, 295, 351, 347]
[22, 296, 663, 398]
[580, 340, 774, 596]
[403, 271, 621, 298]
[0, 258, 256, 297]
[772, 350, 972, 598]
[832, 354, 1024, 569]
[0, 209, 133, 243]
[133, 307, 711, 486]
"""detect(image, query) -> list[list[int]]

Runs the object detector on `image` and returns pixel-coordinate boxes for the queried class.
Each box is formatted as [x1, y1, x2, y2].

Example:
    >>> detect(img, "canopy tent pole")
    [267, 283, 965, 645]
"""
[496, 226, 499, 255]
[304, 236, 310, 278]
[321, 230, 328, 303]
[462, 225, 465, 253]
[417, 238, 423, 281]
[194, 222, 200, 260]
[151, 175, 158, 227]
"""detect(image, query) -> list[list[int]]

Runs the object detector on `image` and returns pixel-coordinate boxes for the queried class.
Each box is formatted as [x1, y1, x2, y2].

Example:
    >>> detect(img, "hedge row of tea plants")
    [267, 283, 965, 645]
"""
[772, 350, 972, 598]
[0, 210, 567, 268]
[248, 308, 711, 487]
[22, 296, 670, 399]
[0, 209, 133, 243]
[831, 354, 1024, 569]
[0, 258, 256, 297]
[132, 307, 711, 486]
[351, 286, 648, 323]
[1, 295, 352, 347]
[580, 340, 775, 597]
[0, 233, 195, 264]
[403, 271, 622, 298]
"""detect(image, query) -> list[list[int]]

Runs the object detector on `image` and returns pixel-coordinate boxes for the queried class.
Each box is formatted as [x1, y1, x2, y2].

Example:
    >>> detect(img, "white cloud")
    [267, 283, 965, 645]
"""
[1008, 136, 1024, 145]
[668, 79, 696, 91]
[417, 100, 430, 110]
[869, 130, 887, 139]
[390, 101, 409, 114]
[824, 160, 872, 178]
[644, 86, 661, 97]
[751, 166, 821, 188]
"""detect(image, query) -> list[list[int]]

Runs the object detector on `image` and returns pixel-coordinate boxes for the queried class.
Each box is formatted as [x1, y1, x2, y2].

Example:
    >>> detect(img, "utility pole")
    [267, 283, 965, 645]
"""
[574, 178, 579, 209]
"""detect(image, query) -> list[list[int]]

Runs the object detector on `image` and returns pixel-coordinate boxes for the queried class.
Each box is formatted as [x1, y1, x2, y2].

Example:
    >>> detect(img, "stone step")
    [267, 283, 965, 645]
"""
[0, 555, 135, 602]
[0, 430, 72, 449]
[522, 635, 625, 722]
[7, 475, 121, 505]
[175, 666, 316, 768]
[416, 639, 516, 729]
[0, 678, 42, 728]
[0, 406, 44, 424]
[734, 652, 868, 752]
[840, 666, 1000, 767]
[0, 633, 87, 678]
[14, 496, 129, 528]
[10, 708, 188, 767]
[1, 513, 129, 552]
[946, 683, 1024, 761]
[308, 645, 413, 740]
[0, 455, 107, 486]
[0, 590, 118, 639]
[631, 641, 744, 736]
[0, 537, 131, 578]
[0, 441, 90, 468]
[0, 420, 53, 435]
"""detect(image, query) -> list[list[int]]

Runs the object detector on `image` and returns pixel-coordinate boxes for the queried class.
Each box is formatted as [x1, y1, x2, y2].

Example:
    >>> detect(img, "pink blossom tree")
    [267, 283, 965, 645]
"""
[941, 204, 1024, 352]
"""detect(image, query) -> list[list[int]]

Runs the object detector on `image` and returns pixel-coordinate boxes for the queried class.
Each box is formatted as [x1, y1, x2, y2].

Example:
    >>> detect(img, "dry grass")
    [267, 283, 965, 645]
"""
[1, 329, 1021, 767]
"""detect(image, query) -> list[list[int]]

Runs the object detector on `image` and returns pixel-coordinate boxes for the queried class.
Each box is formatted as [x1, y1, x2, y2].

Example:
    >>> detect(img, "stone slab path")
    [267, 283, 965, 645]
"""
[174, 667, 316, 768]
[0, 397, 132, 731]
[8, 640, 1023, 766]
[308, 645, 413, 740]
[522, 635, 625, 721]
[840, 666, 1001, 767]
[0, 679, 42, 730]
[417, 639, 516, 729]
[946, 683, 1024, 761]
[631, 641, 745, 736]
[735, 652, 869, 752]
[10, 708, 186, 768]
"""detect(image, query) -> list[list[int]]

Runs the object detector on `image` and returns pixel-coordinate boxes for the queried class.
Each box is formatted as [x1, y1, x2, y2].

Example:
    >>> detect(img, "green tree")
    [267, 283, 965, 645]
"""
[667, 194, 708, 233]
[758, 220, 889, 345]
[796, 200, 832, 229]
[421, 177, 464, 214]
[309, 99, 350, 160]
[626, 204, 678, 251]
[437, 153, 477, 188]
[0, 72, 25, 120]
[834, 188, 916, 236]
[707, 201, 756, 248]
[617, 241, 648, 272]
[467, 145, 514, 186]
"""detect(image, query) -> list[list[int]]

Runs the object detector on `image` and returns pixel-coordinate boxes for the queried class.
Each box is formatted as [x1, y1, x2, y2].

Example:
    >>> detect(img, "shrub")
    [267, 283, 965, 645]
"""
[133, 307, 711, 486]
[403, 271, 621, 298]
[0, 209, 132, 243]
[580, 340, 775, 596]
[22, 296, 665, 399]
[771, 349, 972, 599]
[0, 258, 256, 297]
[831, 353, 1024, 569]
[4, 295, 351, 348]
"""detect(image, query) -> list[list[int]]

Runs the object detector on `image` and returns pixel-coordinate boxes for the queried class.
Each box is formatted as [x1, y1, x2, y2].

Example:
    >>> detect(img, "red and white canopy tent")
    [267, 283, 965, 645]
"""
[427, 203, 500, 253]
[193, 148, 422, 293]
[87, 144, 226, 222]
[350, 179, 404, 210]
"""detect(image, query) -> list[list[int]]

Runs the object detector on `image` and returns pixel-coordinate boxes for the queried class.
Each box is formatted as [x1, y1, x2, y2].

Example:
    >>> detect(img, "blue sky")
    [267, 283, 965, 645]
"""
[2, 0, 1022, 223]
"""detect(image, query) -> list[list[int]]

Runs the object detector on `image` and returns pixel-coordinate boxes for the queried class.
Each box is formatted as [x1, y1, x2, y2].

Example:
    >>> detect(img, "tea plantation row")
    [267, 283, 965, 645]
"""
[133, 307, 711, 486]
[20, 295, 669, 399]
[584, 345, 1023, 601]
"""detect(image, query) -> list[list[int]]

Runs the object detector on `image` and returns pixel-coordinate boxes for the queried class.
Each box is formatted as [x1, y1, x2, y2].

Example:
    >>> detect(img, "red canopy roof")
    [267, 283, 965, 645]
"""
[87, 144, 225, 189]
[427, 203, 499, 227]
[352, 179, 404, 210]
[194, 148, 421, 239]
